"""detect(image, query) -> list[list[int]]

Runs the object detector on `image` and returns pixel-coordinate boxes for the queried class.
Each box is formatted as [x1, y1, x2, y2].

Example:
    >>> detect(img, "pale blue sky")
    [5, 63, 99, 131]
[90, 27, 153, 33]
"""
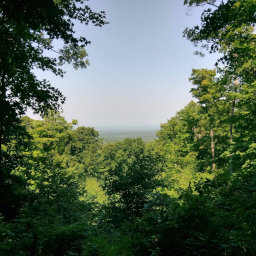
[35, 0, 218, 129]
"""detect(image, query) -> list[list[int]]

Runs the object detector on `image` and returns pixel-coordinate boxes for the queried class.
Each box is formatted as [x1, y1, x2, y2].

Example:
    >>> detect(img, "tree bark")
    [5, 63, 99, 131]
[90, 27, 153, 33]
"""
[229, 104, 234, 175]
[210, 127, 215, 171]
[229, 79, 238, 175]
[0, 73, 6, 172]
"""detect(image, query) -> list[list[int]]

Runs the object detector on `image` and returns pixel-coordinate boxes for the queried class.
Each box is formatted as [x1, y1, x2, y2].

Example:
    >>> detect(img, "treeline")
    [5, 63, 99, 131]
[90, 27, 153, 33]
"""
[0, 0, 256, 255]
[1, 101, 256, 255]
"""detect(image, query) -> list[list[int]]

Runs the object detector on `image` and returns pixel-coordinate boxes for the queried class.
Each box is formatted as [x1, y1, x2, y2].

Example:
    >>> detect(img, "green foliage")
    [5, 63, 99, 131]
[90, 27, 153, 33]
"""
[85, 177, 107, 204]
[82, 228, 133, 256]
[0, 0, 107, 220]
[0, 114, 105, 255]
[154, 101, 214, 197]
[1, 0, 256, 255]
[0, 0, 106, 119]
[100, 138, 162, 224]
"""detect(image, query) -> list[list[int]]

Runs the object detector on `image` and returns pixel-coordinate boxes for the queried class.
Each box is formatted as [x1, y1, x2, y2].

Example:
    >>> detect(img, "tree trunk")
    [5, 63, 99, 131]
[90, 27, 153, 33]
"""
[210, 127, 215, 171]
[229, 79, 238, 175]
[229, 104, 234, 175]
[0, 131, 2, 170]
[0, 73, 6, 172]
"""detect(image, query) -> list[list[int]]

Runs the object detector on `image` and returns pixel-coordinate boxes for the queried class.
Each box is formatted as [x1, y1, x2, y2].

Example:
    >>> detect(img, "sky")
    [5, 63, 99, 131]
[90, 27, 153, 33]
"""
[34, 0, 218, 129]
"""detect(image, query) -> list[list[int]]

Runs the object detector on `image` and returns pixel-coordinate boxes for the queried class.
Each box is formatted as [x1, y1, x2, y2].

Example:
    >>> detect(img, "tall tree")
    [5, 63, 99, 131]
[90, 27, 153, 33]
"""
[0, 0, 106, 156]
[189, 69, 222, 170]
[0, 1, 106, 218]
[184, 0, 256, 172]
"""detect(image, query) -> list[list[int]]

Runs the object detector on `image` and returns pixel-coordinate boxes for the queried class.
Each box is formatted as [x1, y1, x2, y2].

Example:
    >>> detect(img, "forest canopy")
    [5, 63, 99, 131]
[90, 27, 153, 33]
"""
[0, 0, 256, 255]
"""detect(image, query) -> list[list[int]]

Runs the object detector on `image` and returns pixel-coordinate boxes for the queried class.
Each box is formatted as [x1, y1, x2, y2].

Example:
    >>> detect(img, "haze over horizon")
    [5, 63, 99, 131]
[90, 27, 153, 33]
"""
[33, 0, 218, 129]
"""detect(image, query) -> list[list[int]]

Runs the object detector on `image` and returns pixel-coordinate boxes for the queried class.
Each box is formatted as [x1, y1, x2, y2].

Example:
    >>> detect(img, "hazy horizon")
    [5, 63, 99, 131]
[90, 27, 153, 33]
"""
[96, 125, 159, 131]
[98, 126, 158, 143]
